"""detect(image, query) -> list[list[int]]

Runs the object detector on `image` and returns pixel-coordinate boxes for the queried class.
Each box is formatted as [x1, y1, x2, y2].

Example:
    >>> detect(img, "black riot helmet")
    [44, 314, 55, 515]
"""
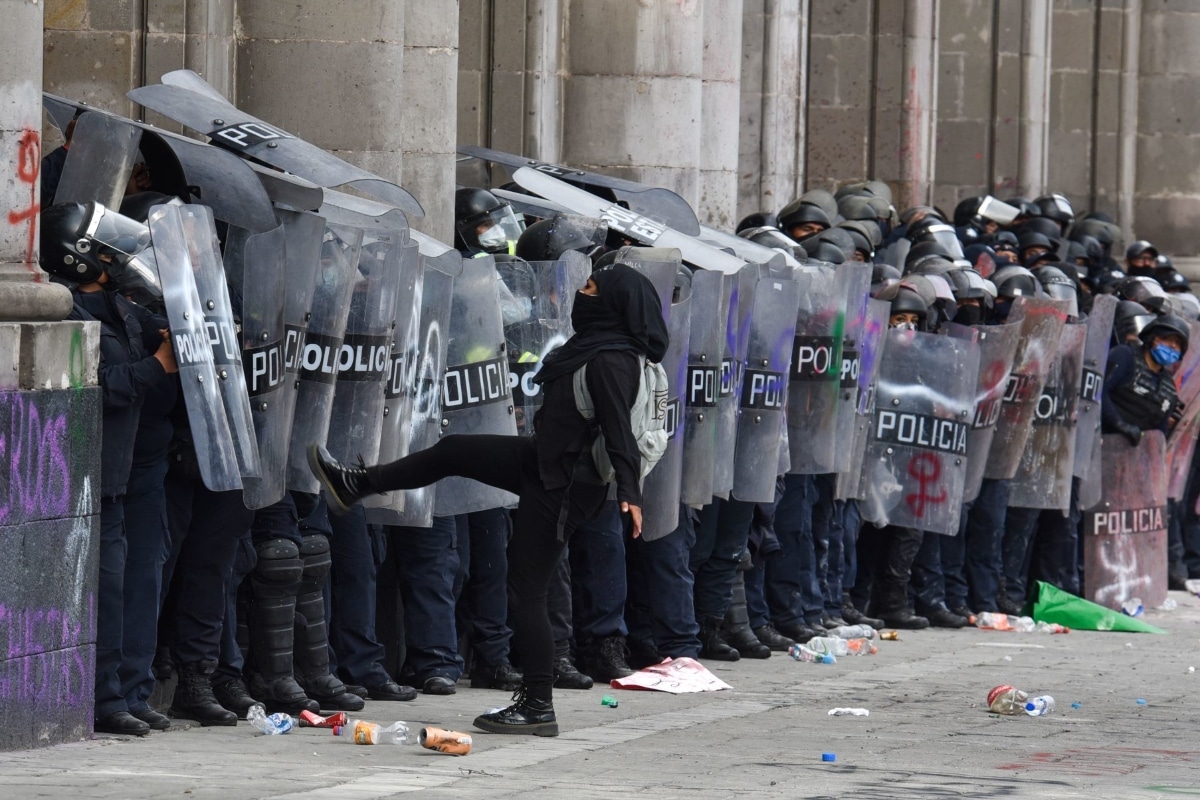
[803, 239, 846, 265]
[514, 214, 608, 262]
[1020, 216, 1064, 243]
[1088, 266, 1129, 296]
[454, 187, 524, 254]
[39, 201, 162, 301]
[777, 199, 831, 241]
[1159, 268, 1191, 293]
[1125, 240, 1159, 277]
[837, 223, 875, 261]
[992, 265, 1040, 300]
[739, 226, 807, 261]
[798, 189, 840, 222]
[1126, 240, 1159, 261]
[906, 219, 965, 258]
[1114, 300, 1155, 344]
[1034, 193, 1075, 230]
[1031, 264, 1080, 318]
[1118, 275, 1168, 311]
[1017, 231, 1054, 261]
[1070, 218, 1120, 258]
[888, 286, 929, 330]
[806, 227, 856, 258]
[1140, 313, 1191, 357]
[736, 211, 778, 233]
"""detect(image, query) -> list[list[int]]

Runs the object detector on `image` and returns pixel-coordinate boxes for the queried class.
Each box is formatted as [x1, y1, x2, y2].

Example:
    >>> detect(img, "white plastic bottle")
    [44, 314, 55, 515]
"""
[1024, 696, 1055, 717]
[826, 624, 877, 640]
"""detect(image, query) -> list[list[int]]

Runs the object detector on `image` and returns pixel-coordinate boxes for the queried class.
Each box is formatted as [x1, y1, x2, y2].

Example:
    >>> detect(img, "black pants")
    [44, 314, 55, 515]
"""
[370, 435, 606, 700]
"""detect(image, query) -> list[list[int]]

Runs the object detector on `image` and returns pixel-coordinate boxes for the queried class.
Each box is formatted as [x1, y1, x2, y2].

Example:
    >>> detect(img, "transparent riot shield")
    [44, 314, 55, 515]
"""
[325, 228, 406, 474]
[507, 252, 591, 436]
[226, 224, 288, 509]
[859, 329, 980, 535]
[787, 263, 871, 475]
[1082, 432, 1169, 610]
[147, 204, 241, 491]
[277, 209, 324, 473]
[620, 247, 682, 323]
[731, 271, 802, 503]
[286, 222, 364, 492]
[944, 321, 1021, 504]
[434, 255, 520, 516]
[178, 205, 260, 479]
[836, 298, 892, 501]
[680, 269, 727, 506]
[641, 274, 692, 540]
[53, 112, 142, 210]
[983, 297, 1069, 480]
[710, 271, 742, 498]
[362, 240, 422, 518]
[1009, 323, 1087, 512]
[1074, 295, 1118, 482]
[366, 255, 457, 528]
[1166, 320, 1200, 501]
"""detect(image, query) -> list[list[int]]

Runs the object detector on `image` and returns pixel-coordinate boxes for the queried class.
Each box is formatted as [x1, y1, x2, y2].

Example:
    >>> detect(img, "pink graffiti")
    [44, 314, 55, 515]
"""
[0, 595, 95, 708]
[0, 393, 72, 524]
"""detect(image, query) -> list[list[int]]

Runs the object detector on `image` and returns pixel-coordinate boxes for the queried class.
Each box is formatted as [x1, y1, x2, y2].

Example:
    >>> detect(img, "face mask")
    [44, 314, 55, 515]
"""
[891, 321, 917, 332]
[477, 225, 508, 252]
[571, 292, 606, 333]
[955, 305, 983, 326]
[1151, 343, 1182, 366]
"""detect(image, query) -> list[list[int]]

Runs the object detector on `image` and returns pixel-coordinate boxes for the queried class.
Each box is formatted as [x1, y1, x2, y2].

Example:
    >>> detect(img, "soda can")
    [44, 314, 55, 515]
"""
[419, 726, 473, 756]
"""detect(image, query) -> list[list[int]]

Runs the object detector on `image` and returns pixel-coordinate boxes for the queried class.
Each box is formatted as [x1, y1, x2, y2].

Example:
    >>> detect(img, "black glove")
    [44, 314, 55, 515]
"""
[1118, 421, 1142, 448]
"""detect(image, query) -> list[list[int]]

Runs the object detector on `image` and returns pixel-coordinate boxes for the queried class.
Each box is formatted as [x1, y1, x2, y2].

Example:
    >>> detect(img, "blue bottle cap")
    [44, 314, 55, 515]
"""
[822, 753, 836, 762]
[1136, 699, 1147, 705]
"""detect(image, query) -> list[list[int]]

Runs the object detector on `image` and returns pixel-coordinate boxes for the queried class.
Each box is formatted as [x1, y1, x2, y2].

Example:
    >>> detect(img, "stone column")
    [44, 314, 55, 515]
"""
[897, 0, 939, 209]
[562, 0, 705, 214]
[1016, 0, 1053, 198]
[1, 0, 72, 321]
[698, 0, 744, 230]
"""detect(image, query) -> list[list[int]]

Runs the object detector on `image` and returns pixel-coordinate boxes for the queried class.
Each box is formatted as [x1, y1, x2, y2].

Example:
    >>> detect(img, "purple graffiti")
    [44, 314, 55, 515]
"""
[0, 594, 95, 708]
[0, 392, 72, 524]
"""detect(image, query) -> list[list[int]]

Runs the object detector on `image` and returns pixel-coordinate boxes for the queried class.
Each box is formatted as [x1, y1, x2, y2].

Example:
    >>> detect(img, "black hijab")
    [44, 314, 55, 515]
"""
[535, 262, 669, 383]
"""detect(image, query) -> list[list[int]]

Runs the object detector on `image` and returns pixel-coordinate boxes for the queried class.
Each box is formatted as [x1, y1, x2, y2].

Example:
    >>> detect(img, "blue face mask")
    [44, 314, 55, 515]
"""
[1151, 343, 1182, 366]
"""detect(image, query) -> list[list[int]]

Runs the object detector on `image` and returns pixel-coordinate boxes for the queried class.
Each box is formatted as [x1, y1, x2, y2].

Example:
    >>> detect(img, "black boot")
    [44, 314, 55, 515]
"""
[470, 660, 524, 691]
[753, 623, 794, 652]
[170, 660, 238, 726]
[583, 635, 635, 682]
[925, 605, 969, 629]
[553, 657, 594, 690]
[473, 687, 558, 737]
[821, 611, 848, 629]
[246, 539, 321, 715]
[212, 676, 264, 720]
[307, 444, 377, 514]
[996, 593, 1024, 616]
[722, 570, 770, 658]
[294, 535, 365, 712]
[842, 593, 885, 629]
[626, 638, 663, 670]
[699, 618, 740, 661]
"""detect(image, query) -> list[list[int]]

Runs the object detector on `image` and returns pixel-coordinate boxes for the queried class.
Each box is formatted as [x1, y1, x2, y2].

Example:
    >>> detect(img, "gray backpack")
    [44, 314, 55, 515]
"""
[573, 355, 670, 484]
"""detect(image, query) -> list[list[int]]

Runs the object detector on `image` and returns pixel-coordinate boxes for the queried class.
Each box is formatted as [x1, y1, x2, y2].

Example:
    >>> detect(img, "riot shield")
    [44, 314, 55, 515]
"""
[325, 228, 408, 470]
[434, 254, 520, 516]
[147, 204, 241, 491]
[506, 251, 591, 435]
[226, 224, 288, 509]
[641, 273, 692, 540]
[731, 270, 802, 503]
[1166, 320, 1200, 501]
[511, 167, 746, 275]
[1082, 432, 1169, 610]
[983, 297, 1069, 480]
[53, 112, 142, 209]
[1008, 323, 1087, 512]
[859, 329, 980, 535]
[458, 145, 701, 235]
[787, 263, 871, 475]
[366, 255, 457, 528]
[129, 71, 423, 217]
[619, 247, 681, 322]
[286, 222, 364, 492]
[680, 269, 726, 505]
[710, 271, 742, 498]
[277, 209, 324, 470]
[178, 205, 261, 479]
[949, 321, 1021, 504]
[1074, 295, 1118, 482]
[835, 298, 892, 501]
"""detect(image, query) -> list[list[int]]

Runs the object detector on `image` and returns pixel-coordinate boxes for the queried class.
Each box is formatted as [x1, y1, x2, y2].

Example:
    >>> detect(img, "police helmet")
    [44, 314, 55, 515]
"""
[40, 201, 161, 302]
[1159, 268, 1191, 293]
[1033, 193, 1075, 227]
[454, 187, 524, 254]
[514, 214, 607, 262]
[736, 211, 778, 233]
[898, 206, 943, 226]
[1031, 264, 1080, 317]
[777, 200, 831, 239]
[889, 286, 928, 326]
[1140, 313, 1190, 356]
[798, 189, 840, 222]
[836, 222, 876, 259]
[803, 239, 846, 265]
[1126, 240, 1159, 261]
[740, 226, 807, 261]
[1115, 300, 1156, 344]
[992, 265, 1041, 300]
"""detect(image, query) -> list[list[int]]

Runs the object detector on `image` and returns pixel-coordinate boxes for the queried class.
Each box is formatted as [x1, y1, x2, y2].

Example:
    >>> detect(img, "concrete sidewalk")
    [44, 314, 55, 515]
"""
[4, 593, 1200, 800]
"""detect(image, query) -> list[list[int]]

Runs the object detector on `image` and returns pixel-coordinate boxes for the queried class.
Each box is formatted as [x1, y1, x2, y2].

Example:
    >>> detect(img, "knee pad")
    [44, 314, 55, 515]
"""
[299, 534, 332, 584]
[253, 538, 304, 594]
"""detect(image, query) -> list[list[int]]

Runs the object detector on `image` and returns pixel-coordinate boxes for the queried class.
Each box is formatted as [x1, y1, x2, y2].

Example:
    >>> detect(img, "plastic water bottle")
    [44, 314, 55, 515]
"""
[825, 624, 876, 640]
[1024, 696, 1055, 717]
[334, 719, 411, 745]
[976, 612, 1012, 630]
[1011, 616, 1036, 633]
[247, 705, 295, 735]
[1034, 621, 1069, 634]
[987, 685, 1029, 715]
[844, 638, 878, 656]
[789, 643, 835, 664]
[806, 637, 850, 657]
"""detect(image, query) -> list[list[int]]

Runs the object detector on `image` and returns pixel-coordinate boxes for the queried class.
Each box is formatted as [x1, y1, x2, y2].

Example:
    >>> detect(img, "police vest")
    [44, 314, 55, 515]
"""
[1108, 343, 1179, 431]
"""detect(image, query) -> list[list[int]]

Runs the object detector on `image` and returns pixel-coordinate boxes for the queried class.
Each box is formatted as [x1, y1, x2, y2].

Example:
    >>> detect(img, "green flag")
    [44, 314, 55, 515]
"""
[1028, 581, 1167, 634]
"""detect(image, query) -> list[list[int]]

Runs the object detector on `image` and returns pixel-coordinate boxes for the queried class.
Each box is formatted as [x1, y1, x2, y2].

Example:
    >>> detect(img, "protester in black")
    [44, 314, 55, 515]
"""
[309, 262, 668, 736]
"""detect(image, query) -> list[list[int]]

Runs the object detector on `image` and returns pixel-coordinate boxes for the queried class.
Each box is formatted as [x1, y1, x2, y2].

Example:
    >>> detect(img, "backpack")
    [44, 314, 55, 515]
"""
[573, 355, 670, 484]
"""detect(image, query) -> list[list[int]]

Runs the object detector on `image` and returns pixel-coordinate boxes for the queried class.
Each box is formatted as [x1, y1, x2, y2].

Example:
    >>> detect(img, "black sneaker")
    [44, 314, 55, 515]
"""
[470, 661, 523, 691]
[473, 688, 558, 737]
[307, 444, 375, 514]
[553, 657, 594, 690]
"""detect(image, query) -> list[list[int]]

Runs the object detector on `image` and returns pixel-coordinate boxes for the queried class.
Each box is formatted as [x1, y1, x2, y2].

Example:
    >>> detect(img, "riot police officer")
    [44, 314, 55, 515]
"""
[1103, 314, 1187, 441]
